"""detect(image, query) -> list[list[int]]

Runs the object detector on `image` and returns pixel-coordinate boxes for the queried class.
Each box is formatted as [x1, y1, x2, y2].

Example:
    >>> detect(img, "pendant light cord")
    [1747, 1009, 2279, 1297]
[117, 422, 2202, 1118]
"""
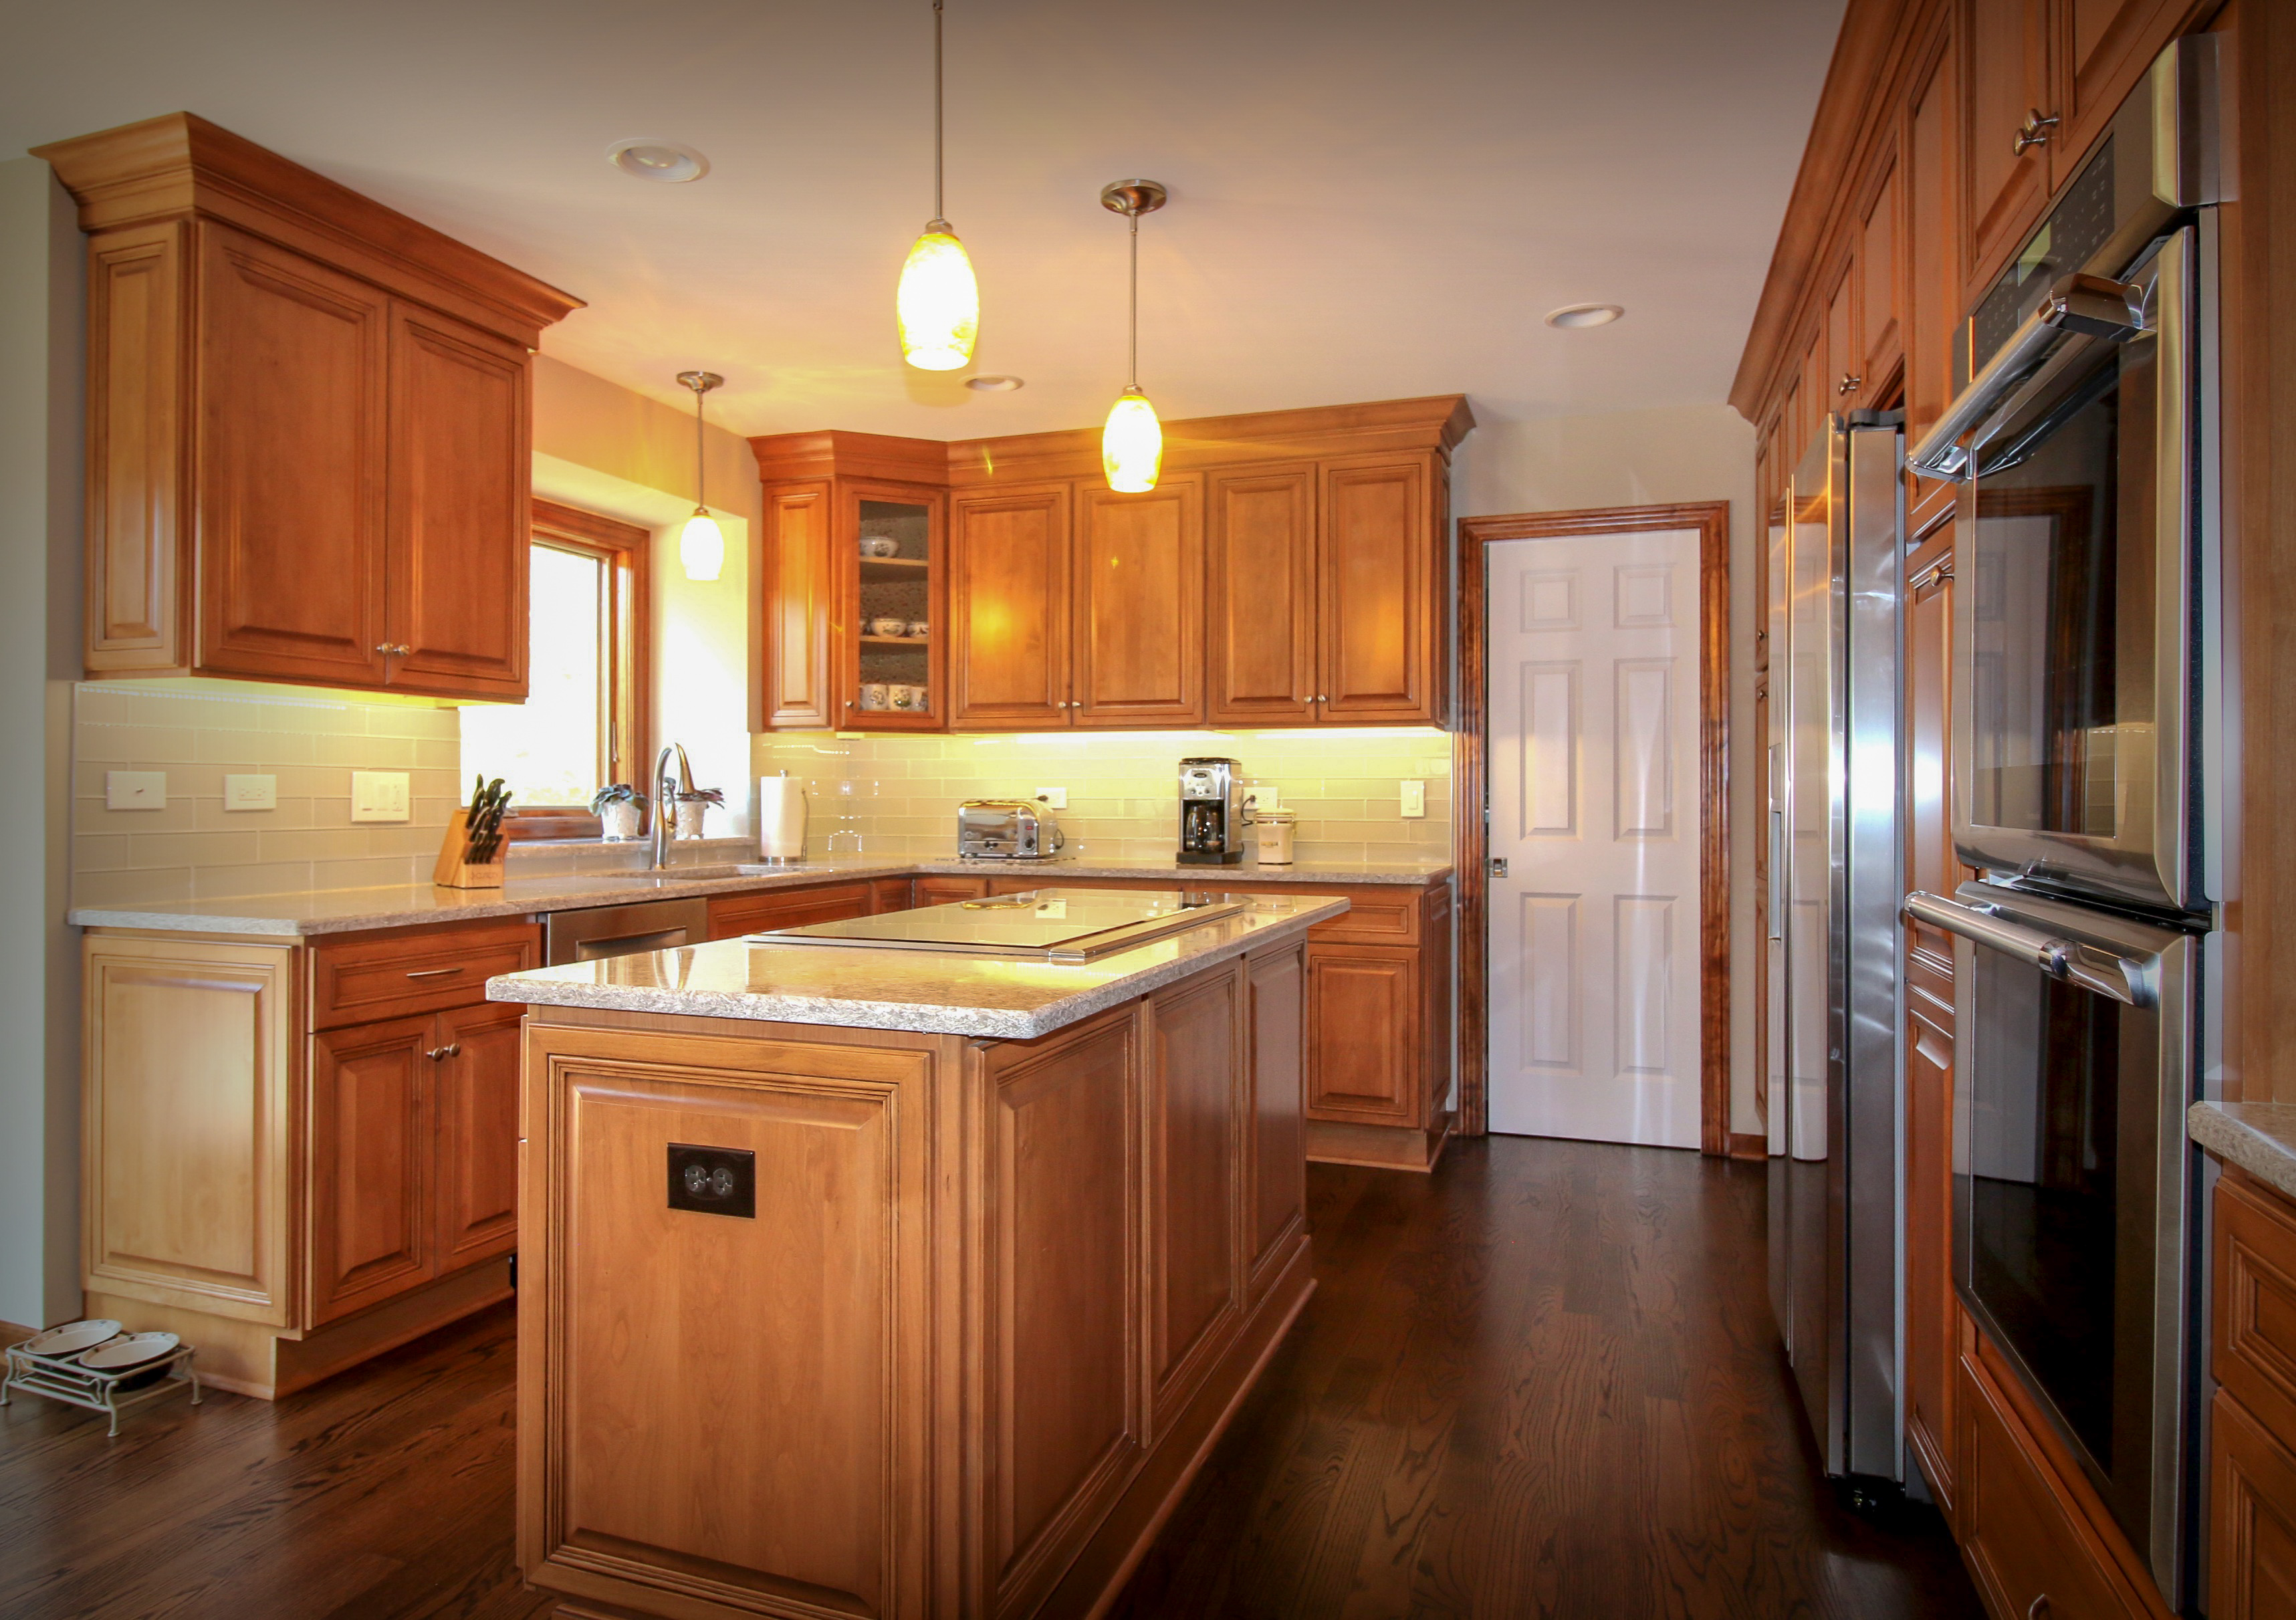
[932, 0, 945, 223]
[1128, 210, 1139, 390]
[693, 384, 706, 512]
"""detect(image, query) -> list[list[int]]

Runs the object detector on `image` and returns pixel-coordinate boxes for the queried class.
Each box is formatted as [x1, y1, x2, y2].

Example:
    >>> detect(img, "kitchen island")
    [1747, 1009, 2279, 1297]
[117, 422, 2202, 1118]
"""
[489, 889, 1341, 1620]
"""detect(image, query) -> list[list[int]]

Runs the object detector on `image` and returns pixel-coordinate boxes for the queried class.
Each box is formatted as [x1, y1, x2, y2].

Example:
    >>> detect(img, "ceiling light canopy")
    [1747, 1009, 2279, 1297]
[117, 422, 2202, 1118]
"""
[677, 370, 726, 582]
[1544, 302, 1625, 329]
[897, 1, 980, 370]
[606, 138, 709, 183]
[1100, 179, 1167, 493]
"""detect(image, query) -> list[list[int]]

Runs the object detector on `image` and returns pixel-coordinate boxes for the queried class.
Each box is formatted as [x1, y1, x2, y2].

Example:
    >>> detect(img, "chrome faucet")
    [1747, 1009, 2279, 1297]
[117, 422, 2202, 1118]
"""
[651, 742, 695, 870]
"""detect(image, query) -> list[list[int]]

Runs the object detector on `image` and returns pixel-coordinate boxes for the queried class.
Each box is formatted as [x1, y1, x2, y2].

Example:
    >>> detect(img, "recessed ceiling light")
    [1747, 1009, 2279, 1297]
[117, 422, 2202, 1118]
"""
[606, 138, 709, 183]
[966, 375, 1024, 392]
[1545, 303, 1625, 330]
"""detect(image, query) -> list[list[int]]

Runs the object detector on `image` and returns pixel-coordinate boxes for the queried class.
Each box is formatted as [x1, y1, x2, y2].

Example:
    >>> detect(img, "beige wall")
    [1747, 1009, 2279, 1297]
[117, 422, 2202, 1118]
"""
[0, 158, 84, 1330]
[752, 727, 1455, 863]
[1452, 403, 1762, 1139]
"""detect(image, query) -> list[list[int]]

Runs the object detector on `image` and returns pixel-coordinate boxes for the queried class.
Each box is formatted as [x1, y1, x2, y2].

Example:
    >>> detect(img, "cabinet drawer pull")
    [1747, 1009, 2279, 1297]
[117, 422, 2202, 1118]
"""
[425, 1042, 461, 1061]
[403, 966, 464, 979]
[2027, 1597, 2050, 1619]
[2013, 109, 2059, 156]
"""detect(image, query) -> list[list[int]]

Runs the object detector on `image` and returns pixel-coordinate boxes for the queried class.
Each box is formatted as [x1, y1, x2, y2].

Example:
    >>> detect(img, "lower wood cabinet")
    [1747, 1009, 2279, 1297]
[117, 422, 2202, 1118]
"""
[705, 881, 876, 940]
[2211, 1167, 2296, 1619]
[1304, 942, 1418, 1121]
[80, 919, 538, 1397]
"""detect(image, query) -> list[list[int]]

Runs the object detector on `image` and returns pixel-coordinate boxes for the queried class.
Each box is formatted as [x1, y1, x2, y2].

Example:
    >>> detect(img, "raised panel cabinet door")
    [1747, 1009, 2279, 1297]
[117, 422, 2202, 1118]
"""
[2211, 1391, 2296, 1620]
[1304, 942, 1419, 1124]
[1823, 247, 1864, 410]
[435, 1001, 523, 1271]
[2056, 0, 2192, 181]
[765, 481, 836, 728]
[1244, 943, 1307, 1302]
[1207, 463, 1318, 726]
[983, 1007, 1144, 1617]
[310, 1015, 438, 1324]
[1904, 996, 1956, 1514]
[1859, 148, 1901, 388]
[1147, 965, 1244, 1421]
[1320, 454, 1439, 723]
[384, 301, 531, 698]
[1419, 883, 1454, 1131]
[1962, 0, 2055, 292]
[82, 934, 298, 1324]
[1072, 477, 1206, 727]
[85, 223, 189, 672]
[950, 483, 1072, 728]
[1906, 21, 1962, 521]
[195, 221, 390, 687]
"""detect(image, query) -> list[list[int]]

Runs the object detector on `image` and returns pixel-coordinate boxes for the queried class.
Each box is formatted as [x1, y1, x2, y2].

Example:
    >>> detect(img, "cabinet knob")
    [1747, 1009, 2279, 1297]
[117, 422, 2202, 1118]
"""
[375, 643, 412, 657]
[2013, 109, 2059, 156]
[1837, 373, 1862, 396]
[425, 1042, 461, 1062]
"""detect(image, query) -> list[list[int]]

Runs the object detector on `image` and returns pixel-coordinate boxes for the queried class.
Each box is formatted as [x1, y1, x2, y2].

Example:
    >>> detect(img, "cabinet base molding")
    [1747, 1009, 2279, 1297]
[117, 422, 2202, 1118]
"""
[1305, 1111, 1453, 1173]
[85, 1257, 509, 1400]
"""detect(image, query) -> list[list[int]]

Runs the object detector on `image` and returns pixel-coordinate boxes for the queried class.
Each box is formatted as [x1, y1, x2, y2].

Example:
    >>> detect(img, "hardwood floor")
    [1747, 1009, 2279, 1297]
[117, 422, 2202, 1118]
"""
[0, 1135, 1980, 1619]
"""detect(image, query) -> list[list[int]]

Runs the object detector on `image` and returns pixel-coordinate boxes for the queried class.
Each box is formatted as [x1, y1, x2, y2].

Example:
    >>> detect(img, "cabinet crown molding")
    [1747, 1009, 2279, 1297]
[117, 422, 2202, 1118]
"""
[33, 112, 584, 348]
[751, 393, 1476, 488]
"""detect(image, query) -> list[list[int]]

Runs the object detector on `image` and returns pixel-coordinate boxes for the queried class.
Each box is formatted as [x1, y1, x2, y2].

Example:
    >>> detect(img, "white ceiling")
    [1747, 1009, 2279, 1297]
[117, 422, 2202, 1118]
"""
[3, 0, 1843, 440]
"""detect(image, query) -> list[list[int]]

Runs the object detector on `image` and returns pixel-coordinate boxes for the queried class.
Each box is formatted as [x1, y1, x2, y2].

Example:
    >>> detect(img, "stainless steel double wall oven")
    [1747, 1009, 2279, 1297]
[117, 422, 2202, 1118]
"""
[1904, 35, 2224, 1605]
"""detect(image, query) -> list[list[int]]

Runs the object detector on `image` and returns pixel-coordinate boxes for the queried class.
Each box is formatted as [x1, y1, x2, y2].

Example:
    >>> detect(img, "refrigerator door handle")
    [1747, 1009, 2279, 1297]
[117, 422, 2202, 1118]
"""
[1902, 891, 2154, 1007]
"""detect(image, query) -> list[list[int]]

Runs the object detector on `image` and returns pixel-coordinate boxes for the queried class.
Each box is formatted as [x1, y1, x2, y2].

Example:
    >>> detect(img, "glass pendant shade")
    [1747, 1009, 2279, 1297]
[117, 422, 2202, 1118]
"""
[1101, 387, 1162, 493]
[679, 509, 726, 582]
[897, 224, 980, 370]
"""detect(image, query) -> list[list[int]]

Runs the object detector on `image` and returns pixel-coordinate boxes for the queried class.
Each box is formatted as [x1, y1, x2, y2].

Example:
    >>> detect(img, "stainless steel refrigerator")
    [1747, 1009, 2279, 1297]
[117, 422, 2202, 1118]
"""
[1766, 410, 1905, 1490]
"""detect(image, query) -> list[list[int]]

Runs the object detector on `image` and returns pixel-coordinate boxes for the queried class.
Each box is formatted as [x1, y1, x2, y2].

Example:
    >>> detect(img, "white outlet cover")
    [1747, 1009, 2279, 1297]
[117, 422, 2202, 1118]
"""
[350, 770, 412, 823]
[1036, 786, 1068, 809]
[1401, 779, 1427, 818]
[105, 770, 166, 811]
[223, 773, 277, 812]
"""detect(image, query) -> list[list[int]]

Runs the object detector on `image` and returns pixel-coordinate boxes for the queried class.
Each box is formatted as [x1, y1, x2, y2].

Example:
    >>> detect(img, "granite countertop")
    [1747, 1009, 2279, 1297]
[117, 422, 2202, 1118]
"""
[2190, 1101, 2296, 1202]
[66, 852, 1451, 938]
[487, 893, 1349, 1039]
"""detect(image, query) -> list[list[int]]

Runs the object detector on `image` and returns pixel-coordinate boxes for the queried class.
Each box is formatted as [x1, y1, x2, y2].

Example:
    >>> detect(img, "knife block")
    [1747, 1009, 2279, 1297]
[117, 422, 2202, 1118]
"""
[433, 810, 505, 889]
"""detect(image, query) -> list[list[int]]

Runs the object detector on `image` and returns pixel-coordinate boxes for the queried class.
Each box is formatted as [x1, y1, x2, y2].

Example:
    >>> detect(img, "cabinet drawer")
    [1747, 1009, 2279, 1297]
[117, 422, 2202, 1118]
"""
[312, 921, 540, 1030]
[913, 876, 990, 906]
[2211, 1389, 2296, 1620]
[707, 883, 875, 941]
[2216, 1172, 2296, 1448]
[1213, 881, 1425, 944]
[1956, 1342, 2146, 1620]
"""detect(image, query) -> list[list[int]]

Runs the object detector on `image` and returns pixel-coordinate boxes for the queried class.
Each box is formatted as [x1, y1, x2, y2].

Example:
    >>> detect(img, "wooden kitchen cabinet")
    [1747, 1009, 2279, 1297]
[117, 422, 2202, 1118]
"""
[1207, 463, 1318, 725]
[80, 916, 540, 1397]
[1321, 453, 1446, 723]
[35, 114, 577, 698]
[705, 881, 877, 940]
[2209, 1169, 2296, 1619]
[1072, 477, 1206, 726]
[1963, 0, 2055, 292]
[949, 482, 1072, 728]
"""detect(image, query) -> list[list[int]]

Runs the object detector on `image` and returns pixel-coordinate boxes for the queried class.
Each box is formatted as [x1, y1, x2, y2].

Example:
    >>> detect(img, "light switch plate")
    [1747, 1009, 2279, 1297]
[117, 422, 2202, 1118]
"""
[105, 770, 166, 811]
[1401, 779, 1427, 818]
[1036, 786, 1068, 809]
[350, 770, 411, 823]
[223, 773, 277, 812]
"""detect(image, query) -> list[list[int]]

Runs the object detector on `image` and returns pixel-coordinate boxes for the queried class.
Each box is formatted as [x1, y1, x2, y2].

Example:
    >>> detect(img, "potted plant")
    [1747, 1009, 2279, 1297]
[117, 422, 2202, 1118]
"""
[590, 783, 649, 841]
[674, 786, 725, 841]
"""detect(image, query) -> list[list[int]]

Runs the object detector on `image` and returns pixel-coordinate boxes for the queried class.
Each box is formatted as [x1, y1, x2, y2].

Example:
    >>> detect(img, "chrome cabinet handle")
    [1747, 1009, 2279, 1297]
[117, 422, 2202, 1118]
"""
[2027, 1597, 2051, 1619]
[1837, 373, 1862, 396]
[404, 966, 463, 979]
[2013, 109, 2060, 156]
[375, 643, 412, 656]
[425, 1042, 461, 1061]
[1902, 891, 2153, 1007]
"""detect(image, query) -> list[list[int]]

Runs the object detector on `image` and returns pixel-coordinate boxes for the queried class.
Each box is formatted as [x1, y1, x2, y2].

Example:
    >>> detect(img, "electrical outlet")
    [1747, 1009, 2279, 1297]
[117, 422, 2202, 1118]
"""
[105, 771, 166, 811]
[223, 773, 277, 812]
[350, 770, 411, 823]
[1401, 779, 1427, 818]
[1036, 786, 1068, 810]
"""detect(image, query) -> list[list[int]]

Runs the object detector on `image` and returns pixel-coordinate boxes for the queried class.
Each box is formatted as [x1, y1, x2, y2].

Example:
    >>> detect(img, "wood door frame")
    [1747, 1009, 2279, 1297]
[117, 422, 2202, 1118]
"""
[1455, 501, 1732, 1154]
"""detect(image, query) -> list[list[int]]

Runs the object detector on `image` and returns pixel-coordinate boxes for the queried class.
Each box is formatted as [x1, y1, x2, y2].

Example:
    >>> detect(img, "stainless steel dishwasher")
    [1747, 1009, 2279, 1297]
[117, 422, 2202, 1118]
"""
[544, 897, 710, 965]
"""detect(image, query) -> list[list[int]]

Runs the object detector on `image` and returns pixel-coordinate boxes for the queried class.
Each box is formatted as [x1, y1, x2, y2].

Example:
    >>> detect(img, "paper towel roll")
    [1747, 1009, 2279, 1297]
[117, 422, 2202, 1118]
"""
[758, 772, 808, 861]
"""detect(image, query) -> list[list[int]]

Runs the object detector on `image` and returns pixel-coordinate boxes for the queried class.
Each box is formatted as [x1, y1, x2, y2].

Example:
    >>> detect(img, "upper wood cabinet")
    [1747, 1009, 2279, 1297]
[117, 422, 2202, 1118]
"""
[1964, 0, 2055, 291]
[755, 396, 1471, 734]
[35, 113, 579, 699]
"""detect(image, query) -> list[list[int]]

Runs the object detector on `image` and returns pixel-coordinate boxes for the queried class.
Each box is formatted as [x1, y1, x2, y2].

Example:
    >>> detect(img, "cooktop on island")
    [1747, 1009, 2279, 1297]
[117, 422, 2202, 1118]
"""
[754, 887, 1256, 962]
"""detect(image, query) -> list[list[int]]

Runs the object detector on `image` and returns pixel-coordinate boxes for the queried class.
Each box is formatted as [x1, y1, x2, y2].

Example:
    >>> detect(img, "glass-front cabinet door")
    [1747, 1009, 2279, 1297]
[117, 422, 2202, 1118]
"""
[842, 484, 945, 732]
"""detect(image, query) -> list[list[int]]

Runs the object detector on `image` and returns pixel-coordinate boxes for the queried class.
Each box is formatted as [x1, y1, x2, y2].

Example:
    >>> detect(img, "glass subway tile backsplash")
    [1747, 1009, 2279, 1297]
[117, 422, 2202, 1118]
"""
[749, 728, 1455, 864]
[72, 681, 465, 908]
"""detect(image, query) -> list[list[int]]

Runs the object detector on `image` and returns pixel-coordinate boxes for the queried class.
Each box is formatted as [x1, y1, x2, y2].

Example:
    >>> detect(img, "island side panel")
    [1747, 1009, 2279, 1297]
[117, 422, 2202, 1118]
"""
[1145, 961, 1247, 1431]
[515, 1016, 940, 1620]
[1246, 940, 1309, 1304]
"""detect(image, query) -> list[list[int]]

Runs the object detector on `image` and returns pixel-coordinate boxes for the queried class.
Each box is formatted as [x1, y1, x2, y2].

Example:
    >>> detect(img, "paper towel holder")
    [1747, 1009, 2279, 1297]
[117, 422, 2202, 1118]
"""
[756, 770, 808, 866]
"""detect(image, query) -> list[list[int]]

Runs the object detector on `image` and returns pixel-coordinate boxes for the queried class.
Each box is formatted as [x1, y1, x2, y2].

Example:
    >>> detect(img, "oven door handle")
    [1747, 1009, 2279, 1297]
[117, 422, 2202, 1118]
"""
[1902, 891, 2155, 1008]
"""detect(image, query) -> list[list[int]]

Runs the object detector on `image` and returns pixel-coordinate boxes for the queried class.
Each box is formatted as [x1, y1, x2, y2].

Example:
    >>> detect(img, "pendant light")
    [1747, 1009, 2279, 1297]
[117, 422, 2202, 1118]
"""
[1099, 179, 1167, 493]
[676, 370, 726, 582]
[896, 0, 979, 370]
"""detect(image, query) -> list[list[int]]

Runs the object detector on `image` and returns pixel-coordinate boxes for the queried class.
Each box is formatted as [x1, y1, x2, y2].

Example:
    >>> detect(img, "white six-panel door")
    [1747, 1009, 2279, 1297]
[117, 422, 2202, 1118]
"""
[1486, 530, 1703, 1147]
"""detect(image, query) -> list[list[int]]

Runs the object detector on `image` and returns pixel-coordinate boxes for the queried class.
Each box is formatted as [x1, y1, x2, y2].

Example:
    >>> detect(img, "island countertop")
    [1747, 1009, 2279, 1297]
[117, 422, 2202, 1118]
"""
[488, 891, 1351, 1040]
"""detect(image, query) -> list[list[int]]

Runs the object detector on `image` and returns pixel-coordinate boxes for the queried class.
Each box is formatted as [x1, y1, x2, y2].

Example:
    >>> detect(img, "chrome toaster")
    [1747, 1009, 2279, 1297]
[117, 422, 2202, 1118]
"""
[957, 799, 1066, 860]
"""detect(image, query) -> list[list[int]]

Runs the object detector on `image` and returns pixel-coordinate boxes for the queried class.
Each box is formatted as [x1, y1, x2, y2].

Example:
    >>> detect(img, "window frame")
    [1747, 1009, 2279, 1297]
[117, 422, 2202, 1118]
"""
[501, 499, 651, 840]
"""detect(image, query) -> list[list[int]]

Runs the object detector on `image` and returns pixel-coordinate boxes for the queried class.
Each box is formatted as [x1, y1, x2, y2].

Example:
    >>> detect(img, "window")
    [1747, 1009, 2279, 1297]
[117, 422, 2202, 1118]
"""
[459, 500, 649, 818]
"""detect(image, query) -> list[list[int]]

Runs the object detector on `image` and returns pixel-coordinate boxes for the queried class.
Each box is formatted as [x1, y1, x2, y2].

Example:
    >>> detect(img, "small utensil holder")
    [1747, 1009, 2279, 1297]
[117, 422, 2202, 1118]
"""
[3, 1339, 202, 1437]
[433, 809, 505, 889]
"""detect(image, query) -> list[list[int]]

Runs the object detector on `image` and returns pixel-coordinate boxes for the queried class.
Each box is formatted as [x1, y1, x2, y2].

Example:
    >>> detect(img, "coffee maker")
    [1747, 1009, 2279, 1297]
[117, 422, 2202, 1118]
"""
[1177, 758, 1245, 865]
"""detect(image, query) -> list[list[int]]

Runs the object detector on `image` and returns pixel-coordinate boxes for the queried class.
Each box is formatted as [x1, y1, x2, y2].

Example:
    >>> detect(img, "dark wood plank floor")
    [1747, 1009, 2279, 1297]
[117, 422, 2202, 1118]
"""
[0, 1135, 1980, 1619]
